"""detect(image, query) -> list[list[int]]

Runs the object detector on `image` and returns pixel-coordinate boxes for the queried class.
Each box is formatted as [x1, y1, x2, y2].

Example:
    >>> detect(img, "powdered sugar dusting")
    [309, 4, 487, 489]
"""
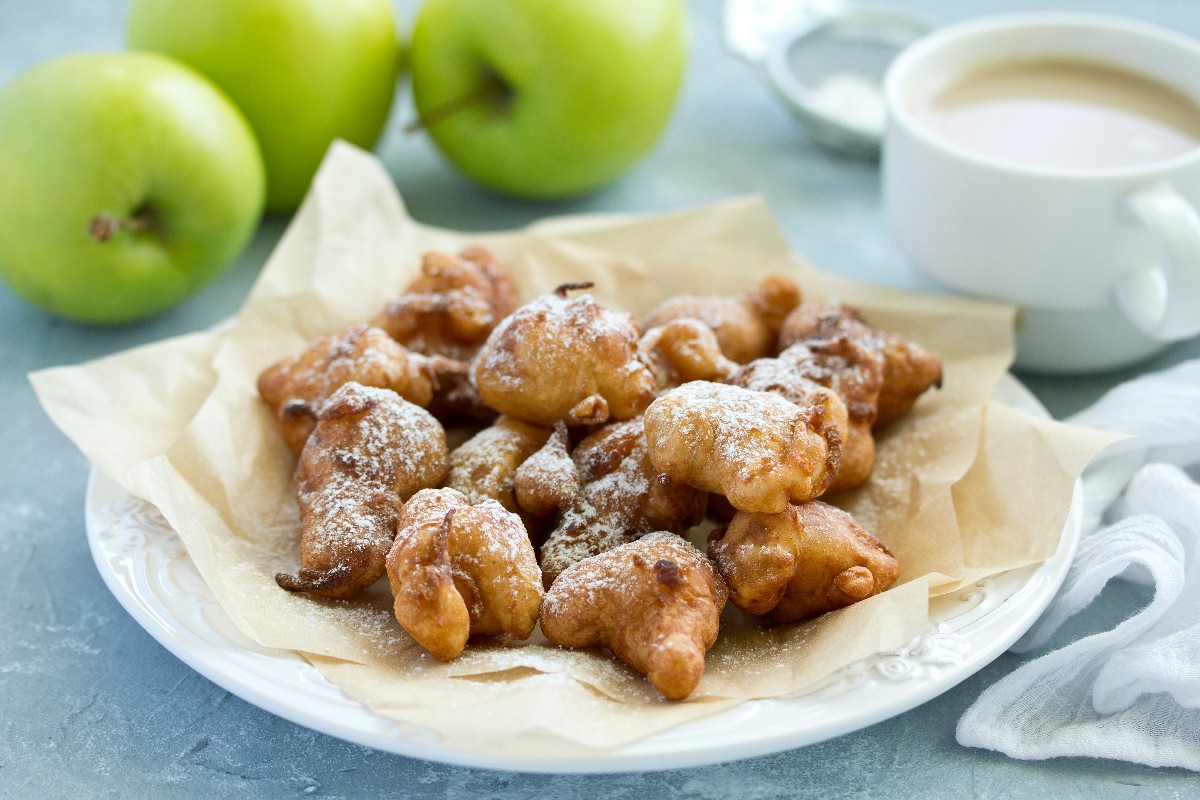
[294, 383, 448, 568]
[445, 418, 549, 510]
[472, 291, 654, 425]
[513, 423, 577, 518]
[644, 381, 836, 511]
[545, 532, 689, 609]
[541, 452, 651, 581]
[538, 418, 704, 584]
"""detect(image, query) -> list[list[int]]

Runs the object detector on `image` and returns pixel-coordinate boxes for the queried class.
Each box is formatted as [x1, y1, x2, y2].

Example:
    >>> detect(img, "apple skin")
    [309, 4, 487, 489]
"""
[0, 52, 265, 325]
[127, 0, 401, 213]
[410, 0, 688, 199]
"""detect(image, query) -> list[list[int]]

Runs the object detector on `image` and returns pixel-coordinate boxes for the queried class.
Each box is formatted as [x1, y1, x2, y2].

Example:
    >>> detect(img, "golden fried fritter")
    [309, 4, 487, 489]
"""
[638, 317, 739, 393]
[386, 488, 544, 661]
[373, 246, 517, 362]
[257, 324, 438, 455]
[472, 283, 656, 427]
[541, 532, 727, 700]
[445, 416, 551, 512]
[708, 500, 899, 624]
[643, 381, 843, 515]
[275, 382, 449, 599]
[538, 417, 708, 587]
[777, 303, 942, 426]
[642, 274, 801, 364]
[513, 422, 579, 520]
[733, 337, 881, 492]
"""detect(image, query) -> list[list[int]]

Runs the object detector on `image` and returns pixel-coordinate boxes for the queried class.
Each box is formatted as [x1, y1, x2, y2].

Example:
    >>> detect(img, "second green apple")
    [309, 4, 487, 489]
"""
[127, 0, 401, 213]
[410, 0, 688, 199]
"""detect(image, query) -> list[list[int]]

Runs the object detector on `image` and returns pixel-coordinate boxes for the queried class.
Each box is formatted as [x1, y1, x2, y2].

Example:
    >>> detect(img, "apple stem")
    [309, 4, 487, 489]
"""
[88, 210, 153, 243]
[405, 71, 512, 134]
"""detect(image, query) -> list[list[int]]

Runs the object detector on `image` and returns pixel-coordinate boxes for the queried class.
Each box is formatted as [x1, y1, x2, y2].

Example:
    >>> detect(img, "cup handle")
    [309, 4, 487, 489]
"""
[1115, 183, 1200, 341]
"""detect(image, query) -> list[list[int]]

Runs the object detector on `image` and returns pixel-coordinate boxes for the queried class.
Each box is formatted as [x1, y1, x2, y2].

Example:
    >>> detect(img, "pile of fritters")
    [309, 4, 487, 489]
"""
[258, 247, 942, 700]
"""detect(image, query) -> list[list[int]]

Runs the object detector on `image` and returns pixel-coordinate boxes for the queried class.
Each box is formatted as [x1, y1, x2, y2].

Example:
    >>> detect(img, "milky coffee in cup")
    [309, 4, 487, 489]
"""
[912, 58, 1200, 172]
[883, 14, 1200, 374]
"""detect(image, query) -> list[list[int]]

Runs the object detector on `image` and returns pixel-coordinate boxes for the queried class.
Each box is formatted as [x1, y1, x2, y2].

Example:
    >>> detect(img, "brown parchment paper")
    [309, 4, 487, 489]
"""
[32, 142, 1114, 755]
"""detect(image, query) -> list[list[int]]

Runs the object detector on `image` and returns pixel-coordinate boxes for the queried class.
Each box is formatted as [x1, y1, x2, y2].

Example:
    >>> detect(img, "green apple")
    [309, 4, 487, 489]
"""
[127, 0, 401, 213]
[0, 52, 264, 325]
[410, 0, 688, 199]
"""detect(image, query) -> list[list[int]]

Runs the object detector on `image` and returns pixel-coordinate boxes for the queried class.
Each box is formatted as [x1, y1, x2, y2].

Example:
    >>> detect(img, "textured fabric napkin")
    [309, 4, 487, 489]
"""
[957, 359, 1200, 771]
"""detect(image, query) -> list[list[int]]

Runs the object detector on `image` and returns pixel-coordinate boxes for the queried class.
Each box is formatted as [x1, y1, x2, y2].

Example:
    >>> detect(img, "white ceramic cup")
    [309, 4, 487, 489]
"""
[882, 12, 1200, 374]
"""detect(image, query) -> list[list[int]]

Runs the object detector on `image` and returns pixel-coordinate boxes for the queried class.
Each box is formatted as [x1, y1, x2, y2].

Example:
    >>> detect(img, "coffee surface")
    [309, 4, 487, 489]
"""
[912, 58, 1200, 170]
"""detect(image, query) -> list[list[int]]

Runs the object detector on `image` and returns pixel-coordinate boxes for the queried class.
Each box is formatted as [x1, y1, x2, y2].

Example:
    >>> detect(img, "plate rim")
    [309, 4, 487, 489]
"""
[83, 374, 1082, 774]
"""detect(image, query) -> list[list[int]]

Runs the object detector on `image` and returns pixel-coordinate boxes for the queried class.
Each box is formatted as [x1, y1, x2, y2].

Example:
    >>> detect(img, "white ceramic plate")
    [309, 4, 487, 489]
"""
[85, 375, 1082, 774]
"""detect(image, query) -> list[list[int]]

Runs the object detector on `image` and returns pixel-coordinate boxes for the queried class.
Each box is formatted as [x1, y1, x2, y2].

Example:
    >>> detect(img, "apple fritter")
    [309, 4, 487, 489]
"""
[472, 283, 656, 427]
[275, 382, 449, 600]
[638, 317, 739, 393]
[777, 302, 942, 426]
[708, 500, 899, 624]
[373, 246, 516, 362]
[386, 488, 544, 661]
[257, 323, 438, 455]
[643, 381, 843, 514]
[538, 417, 707, 587]
[733, 337, 881, 492]
[445, 415, 551, 513]
[642, 274, 801, 364]
[513, 422, 579, 521]
[540, 532, 727, 701]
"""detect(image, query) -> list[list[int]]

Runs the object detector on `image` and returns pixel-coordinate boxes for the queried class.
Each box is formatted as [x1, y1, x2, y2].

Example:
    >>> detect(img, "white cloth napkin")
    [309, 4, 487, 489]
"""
[956, 359, 1200, 771]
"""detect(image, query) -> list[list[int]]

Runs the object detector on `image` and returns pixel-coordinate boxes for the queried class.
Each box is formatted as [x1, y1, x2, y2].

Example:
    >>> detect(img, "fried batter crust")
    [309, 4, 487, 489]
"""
[777, 303, 942, 426]
[638, 317, 739, 393]
[540, 532, 728, 700]
[642, 274, 801, 364]
[275, 382, 449, 599]
[708, 500, 899, 624]
[643, 381, 842, 514]
[513, 422, 579, 520]
[472, 285, 656, 427]
[538, 417, 707, 587]
[257, 324, 438, 455]
[445, 416, 552, 512]
[734, 338, 880, 492]
[373, 246, 517, 362]
[386, 488, 544, 660]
